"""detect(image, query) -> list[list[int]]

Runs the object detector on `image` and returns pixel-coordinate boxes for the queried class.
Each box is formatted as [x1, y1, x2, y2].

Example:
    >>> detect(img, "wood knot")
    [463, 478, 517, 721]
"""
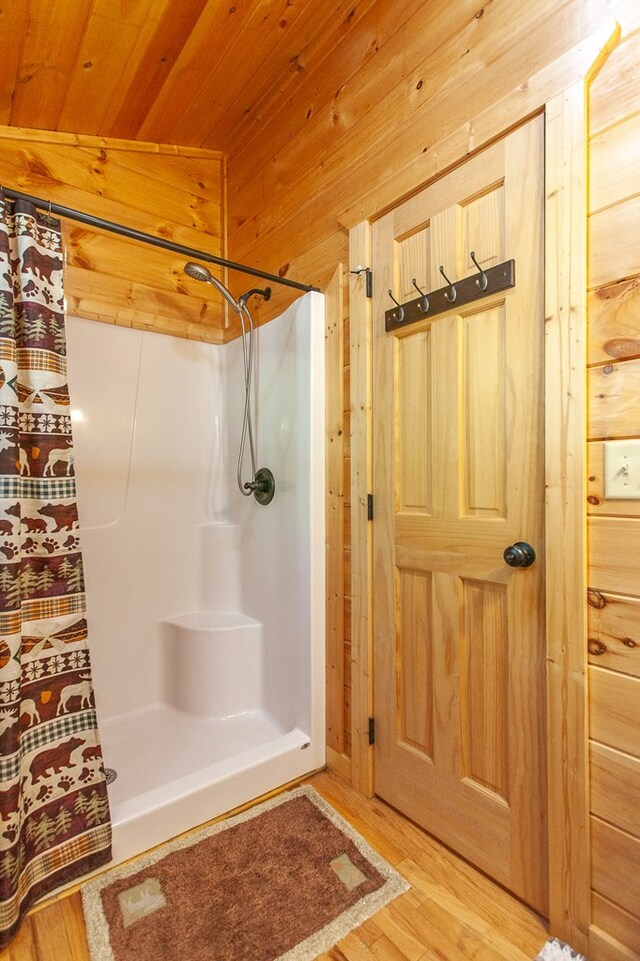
[587, 590, 607, 609]
[602, 364, 614, 374]
[26, 158, 55, 181]
[71, 254, 95, 271]
[622, 637, 637, 648]
[604, 338, 640, 359]
[588, 639, 607, 656]
[587, 495, 600, 505]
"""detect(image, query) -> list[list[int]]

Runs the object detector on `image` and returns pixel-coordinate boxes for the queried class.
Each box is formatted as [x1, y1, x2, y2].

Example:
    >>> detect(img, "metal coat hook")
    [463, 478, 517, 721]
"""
[439, 265, 457, 302]
[385, 257, 515, 333]
[388, 289, 405, 324]
[469, 251, 488, 290]
[411, 278, 429, 313]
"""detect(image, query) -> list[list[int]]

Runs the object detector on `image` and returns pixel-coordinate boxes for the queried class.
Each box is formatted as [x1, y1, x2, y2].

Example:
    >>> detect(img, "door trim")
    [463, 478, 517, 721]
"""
[543, 85, 589, 949]
[347, 30, 619, 949]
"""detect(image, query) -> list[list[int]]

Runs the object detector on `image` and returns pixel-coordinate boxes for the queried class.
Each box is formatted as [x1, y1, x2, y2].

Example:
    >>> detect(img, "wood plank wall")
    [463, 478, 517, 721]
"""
[226, 0, 638, 322]
[587, 24, 640, 961]
[226, 0, 640, 772]
[224, 1, 640, 954]
[0, 127, 227, 342]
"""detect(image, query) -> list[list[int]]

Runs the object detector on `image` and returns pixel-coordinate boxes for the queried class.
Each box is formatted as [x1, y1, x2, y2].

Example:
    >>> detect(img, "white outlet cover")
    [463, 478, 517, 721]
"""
[603, 439, 640, 500]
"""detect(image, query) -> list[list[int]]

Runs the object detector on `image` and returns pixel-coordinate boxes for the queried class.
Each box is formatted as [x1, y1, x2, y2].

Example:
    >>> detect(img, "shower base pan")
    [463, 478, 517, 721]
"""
[99, 704, 312, 866]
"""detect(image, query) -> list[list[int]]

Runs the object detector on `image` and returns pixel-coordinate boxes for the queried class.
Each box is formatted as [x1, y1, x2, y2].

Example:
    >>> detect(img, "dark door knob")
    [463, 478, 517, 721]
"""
[503, 542, 536, 568]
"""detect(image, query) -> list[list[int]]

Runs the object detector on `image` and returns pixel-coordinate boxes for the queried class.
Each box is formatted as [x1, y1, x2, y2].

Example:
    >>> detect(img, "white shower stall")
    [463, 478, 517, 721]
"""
[66, 292, 326, 866]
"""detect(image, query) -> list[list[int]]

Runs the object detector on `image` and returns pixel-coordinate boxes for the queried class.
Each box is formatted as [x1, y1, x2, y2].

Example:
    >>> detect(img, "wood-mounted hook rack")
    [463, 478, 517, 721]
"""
[385, 258, 515, 332]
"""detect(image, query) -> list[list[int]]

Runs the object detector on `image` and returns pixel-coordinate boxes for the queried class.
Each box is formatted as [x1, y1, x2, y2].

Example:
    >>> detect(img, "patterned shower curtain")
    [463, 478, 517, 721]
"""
[0, 193, 111, 944]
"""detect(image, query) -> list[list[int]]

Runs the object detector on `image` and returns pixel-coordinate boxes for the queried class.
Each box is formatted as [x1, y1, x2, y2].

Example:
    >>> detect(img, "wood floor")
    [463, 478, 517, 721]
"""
[1, 769, 549, 961]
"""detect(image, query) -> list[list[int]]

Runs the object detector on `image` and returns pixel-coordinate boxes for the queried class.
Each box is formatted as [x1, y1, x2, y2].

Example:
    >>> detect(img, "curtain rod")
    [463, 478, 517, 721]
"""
[1, 186, 320, 295]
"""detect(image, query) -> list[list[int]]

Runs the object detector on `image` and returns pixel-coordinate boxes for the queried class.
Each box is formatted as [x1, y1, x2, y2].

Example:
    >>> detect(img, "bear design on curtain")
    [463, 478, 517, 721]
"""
[0, 193, 111, 944]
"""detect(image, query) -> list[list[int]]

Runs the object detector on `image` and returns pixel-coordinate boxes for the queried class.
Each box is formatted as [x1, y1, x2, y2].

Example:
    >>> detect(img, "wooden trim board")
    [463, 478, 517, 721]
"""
[348, 220, 374, 798]
[326, 265, 346, 758]
[544, 83, 590, 950]
[0, 124, 223, 159]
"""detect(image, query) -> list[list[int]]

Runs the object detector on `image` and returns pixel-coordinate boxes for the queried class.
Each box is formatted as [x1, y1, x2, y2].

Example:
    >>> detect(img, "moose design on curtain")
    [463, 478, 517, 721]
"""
[0, 194, 111, 944]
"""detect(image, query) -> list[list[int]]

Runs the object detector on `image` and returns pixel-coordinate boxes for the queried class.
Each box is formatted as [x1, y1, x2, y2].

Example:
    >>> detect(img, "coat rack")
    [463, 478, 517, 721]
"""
[385, 254, 515, 332]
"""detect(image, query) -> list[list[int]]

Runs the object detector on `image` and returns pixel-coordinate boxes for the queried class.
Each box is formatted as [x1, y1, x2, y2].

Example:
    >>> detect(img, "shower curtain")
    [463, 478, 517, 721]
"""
[0, 194, 111, 943]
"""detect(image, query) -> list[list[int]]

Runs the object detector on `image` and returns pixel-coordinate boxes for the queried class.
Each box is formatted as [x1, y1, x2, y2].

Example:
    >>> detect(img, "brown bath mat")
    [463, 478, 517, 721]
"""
[81, 785, 409, 961]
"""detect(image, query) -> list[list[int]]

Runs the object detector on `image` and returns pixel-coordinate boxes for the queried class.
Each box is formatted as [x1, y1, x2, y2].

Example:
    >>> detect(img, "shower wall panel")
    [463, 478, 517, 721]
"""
[224, 292, 325, 736]
[66, 319, 225, 720]
[65, 293, 324, 752]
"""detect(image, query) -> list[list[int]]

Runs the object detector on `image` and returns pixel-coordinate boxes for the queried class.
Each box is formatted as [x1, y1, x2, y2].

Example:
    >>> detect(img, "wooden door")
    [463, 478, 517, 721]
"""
[371, 117, 547, 913]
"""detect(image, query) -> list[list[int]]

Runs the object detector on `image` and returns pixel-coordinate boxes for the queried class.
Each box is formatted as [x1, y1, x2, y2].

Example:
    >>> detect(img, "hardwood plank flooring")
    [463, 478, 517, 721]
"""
[0, 769, 549, 961]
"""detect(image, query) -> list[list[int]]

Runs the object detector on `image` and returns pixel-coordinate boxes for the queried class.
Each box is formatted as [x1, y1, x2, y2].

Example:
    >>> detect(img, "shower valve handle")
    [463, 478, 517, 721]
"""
[246, 467, 275, 506]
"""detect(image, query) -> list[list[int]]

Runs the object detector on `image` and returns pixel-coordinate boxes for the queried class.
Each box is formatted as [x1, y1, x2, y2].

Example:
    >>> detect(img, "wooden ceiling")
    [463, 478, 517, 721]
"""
[0, 0, 357, 152]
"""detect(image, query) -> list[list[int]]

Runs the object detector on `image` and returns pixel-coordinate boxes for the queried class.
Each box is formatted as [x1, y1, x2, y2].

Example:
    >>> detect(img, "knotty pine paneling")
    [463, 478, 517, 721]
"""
[590, 742, 640, 838]
[0, 128, 226, 342]
[588, 279, 640, 366]
[588, 590, 640, 678]
[589, 24, 640, 135]
[589, 667, 640, 758]
[589, 195, 640, 290]
[587, 25, 640, 951]
[588, 358, 640, 440]
[589, 517, 640, 597]
[590, 112, 640, 214]
[591, 895, 640, 958]
[591, 817, 640, 920]
[220, 3, 640, 897]
[226, 0, 639, 321]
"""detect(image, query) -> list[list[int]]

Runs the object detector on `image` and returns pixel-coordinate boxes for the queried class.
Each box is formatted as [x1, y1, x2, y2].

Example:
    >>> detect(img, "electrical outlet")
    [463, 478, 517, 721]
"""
[604, 440, 640, 500]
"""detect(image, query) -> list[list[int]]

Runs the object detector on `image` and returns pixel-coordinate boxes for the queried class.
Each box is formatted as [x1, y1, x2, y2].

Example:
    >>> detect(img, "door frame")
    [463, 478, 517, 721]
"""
[347, 24, 619, 952]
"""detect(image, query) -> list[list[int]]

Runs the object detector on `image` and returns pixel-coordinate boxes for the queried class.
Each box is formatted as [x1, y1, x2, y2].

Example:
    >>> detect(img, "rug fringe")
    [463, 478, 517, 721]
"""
[536, 937, 588, 961]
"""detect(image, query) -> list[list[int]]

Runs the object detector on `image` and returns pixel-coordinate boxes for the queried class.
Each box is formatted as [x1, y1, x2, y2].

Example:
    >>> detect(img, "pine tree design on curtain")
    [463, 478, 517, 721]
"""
[0, 194, 111, 944]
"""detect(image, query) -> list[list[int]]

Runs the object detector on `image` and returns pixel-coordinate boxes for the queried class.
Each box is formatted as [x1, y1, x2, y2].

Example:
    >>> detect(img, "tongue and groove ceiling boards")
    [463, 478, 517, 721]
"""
[0, 0, 353, 340]
[1, 0, 351, 149]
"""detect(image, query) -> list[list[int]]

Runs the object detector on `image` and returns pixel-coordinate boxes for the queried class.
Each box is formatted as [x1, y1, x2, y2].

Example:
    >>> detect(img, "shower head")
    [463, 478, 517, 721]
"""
[183, 261, 241, 313]
[184, 261, 212, 283]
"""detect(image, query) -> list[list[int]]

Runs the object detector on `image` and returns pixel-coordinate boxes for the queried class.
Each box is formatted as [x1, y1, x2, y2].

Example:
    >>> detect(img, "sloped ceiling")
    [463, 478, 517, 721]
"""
[0, 0, 358, 152]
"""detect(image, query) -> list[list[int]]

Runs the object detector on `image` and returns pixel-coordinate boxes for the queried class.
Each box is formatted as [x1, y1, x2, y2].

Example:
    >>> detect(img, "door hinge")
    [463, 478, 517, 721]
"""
[368, 716, 375, 745]
[367, 493, 374, 521]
